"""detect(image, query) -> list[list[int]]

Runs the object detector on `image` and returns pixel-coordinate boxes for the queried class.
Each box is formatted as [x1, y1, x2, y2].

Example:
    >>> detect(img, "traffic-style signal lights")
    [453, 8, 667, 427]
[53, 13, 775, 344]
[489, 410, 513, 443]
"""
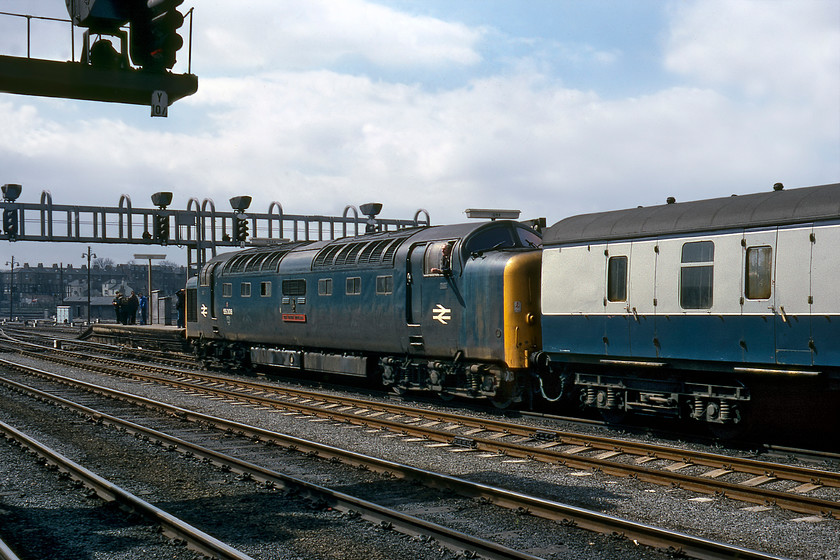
[2, 208, 18, 238]
[234, 217, 249, 242]
[154, 213, 170, 243]
[130, 0, 185, 71]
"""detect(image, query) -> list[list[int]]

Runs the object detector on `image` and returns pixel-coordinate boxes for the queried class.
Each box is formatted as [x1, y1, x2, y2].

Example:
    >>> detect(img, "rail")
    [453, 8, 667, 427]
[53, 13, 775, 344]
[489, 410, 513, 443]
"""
[0, 418, 256, 560]
[0, 359, 788, 560]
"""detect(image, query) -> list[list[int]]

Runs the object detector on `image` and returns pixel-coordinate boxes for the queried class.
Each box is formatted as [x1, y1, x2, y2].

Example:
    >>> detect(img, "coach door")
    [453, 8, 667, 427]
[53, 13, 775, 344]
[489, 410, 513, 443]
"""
[773, 226, 813, 365]
[603, 244, 632, 356]
[406, 244, 425, 326]
[740, 231, 777, 363]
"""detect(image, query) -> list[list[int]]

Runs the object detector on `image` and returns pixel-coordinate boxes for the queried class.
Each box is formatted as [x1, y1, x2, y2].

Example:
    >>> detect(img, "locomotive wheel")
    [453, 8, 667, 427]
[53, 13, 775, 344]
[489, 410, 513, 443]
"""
[391, 386, 409, 397]
[438, 391, 456, 402]
[489, 395, 513, 409]
[489, 385, 520, 409]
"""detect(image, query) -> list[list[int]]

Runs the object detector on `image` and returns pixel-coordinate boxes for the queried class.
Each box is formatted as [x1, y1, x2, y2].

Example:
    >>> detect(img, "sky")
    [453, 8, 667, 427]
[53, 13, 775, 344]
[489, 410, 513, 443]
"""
[0, 0, 838, 268]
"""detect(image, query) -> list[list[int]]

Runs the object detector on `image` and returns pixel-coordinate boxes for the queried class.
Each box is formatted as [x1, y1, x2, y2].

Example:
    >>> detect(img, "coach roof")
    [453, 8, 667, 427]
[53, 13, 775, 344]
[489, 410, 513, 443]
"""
[543, 182, 840, 246]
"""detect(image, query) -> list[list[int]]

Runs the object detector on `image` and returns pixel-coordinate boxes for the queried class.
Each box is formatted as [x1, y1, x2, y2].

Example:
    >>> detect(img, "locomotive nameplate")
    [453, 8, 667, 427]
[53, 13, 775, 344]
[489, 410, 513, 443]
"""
[282, 313, 307, 323]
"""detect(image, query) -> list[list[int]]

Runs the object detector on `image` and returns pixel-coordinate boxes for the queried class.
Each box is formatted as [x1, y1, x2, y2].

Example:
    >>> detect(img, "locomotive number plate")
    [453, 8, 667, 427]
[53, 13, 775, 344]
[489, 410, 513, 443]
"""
[282, 313, 307, 323]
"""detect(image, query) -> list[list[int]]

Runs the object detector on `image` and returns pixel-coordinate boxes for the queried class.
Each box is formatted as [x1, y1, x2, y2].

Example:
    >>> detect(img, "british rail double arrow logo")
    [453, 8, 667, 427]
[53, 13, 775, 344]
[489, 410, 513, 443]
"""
[433, 304, 451, 324]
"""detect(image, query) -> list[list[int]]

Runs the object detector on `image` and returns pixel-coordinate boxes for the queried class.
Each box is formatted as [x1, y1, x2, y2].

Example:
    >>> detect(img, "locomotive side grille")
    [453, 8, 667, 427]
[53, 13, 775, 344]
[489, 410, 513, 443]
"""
[357, 239, 390, 265]
[333, 243, 364, 266]
[244, 252, 271, 272]
[313, 244, 343, 268]
[227, 254, 251, 273]
[262, 251, 287, 272]
[381, 236, 408, 263]
[312, 234, 412, 270]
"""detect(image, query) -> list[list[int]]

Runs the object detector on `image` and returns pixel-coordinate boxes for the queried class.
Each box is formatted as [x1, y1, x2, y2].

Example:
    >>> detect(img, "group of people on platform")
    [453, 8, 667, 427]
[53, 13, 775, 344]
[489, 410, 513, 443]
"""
[112, 291, 147, 325]
[112, 289, 185, 328]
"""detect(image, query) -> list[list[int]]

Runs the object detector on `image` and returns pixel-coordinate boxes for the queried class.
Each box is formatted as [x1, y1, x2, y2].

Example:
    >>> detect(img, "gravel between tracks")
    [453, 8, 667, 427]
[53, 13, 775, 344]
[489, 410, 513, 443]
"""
[2, 352, 839, 560]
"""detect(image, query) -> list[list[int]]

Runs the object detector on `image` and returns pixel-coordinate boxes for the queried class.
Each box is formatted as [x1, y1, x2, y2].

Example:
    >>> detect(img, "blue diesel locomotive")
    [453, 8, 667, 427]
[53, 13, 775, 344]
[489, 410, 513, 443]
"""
[187, 219, 543, 407]
[187, 182, 840, 433]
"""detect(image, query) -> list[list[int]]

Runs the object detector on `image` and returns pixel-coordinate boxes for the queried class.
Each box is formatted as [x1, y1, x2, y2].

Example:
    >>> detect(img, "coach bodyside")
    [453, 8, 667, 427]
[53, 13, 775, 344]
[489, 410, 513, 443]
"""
[540, 183, 840, 425]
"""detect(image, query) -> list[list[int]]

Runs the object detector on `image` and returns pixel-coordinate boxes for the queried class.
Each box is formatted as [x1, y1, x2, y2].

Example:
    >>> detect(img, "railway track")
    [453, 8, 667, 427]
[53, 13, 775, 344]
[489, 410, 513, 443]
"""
[0, 357, 789, 560]
[0, 538, 21, 560]
[5, 335, 837, 520]
[0, 419, 256, 560]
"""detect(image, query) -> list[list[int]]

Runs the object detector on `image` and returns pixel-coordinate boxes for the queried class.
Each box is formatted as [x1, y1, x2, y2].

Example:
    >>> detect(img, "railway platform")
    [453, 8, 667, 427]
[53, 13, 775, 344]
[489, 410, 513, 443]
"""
[81, 323, 188, 353]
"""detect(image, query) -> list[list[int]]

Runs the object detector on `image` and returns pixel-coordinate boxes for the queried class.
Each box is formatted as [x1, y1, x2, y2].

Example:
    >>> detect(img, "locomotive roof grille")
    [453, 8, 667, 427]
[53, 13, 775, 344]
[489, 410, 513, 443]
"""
[357, 239, 391, 265]
[221, 247, 297, 274]
[312, 234, 412, 270]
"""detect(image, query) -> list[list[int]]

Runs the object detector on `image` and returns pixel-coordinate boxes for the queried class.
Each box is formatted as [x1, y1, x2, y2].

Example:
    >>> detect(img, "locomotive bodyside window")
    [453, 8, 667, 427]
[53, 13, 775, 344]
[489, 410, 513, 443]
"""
[240, 283, 251, 297]
[282, 279, 306, 296]
[607, 256, 628, 302]
[376, 275, 394, 295]
[346, 277, 361, 295]
[260, 282, 271, 297]
[318, 278, 332, 296]
[680, 241, 714, 309]
[745, 246, 772, 300]
[222, 283, 232, 298]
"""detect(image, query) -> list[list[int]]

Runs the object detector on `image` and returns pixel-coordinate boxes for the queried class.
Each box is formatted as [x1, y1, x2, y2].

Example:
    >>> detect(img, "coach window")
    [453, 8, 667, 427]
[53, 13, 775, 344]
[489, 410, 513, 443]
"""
[222, 283, 232, 298]
[346, 277, 361, 295]
[607, 256, 628, 302]
[260, 281, 271, 297]
[241, 282, 251, 297]
[745, 246, 772, 300]
[680, 241, 714, 309]
[318, 278, 333, 296]
[376, 275, 394, 295]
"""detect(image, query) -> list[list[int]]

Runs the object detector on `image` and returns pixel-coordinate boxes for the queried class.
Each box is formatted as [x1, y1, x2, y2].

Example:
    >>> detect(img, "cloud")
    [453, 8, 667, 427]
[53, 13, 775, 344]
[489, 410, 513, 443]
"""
[664, 0, 840, 110]
[0, 0, 837, 252]
[195, 0, 483, 73]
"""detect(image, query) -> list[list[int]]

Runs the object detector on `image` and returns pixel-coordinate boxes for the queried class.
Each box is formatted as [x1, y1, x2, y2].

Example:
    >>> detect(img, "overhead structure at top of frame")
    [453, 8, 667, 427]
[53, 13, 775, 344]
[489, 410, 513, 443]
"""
[0, 183, 432, 274]
[0, 1, 197, 116]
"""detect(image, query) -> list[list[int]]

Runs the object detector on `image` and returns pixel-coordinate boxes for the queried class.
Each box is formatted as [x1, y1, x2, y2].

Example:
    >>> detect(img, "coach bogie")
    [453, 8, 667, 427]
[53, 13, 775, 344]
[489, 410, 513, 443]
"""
[575, 370, 750, 430]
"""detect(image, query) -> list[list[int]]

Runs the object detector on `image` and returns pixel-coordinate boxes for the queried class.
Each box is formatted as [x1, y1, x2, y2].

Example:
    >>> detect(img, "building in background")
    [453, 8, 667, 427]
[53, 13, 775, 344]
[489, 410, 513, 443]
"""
[0, 261, 187, 321]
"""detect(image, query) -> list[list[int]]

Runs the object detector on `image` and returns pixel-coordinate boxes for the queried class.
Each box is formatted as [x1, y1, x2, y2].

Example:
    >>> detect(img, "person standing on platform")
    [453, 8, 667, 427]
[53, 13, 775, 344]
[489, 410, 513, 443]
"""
[127, 291, 139, 325]
[112, 292, 123, 324]
[138, 293, 148, 325]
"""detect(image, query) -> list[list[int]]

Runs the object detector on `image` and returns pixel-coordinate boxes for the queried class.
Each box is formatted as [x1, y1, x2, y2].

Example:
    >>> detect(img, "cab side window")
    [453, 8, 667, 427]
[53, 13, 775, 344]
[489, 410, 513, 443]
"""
[424, 241, 453, 275]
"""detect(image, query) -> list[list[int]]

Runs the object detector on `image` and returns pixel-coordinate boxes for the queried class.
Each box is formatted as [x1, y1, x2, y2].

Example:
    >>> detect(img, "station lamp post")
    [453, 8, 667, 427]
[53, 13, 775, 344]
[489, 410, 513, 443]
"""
[134, 253, 166, 324]
[82, 246, 96, 324]
[5, 256, 15, 321]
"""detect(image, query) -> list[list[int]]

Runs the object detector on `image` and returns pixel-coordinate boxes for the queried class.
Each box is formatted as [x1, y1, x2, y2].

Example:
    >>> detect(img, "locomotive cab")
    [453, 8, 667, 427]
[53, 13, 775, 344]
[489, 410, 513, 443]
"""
[394, 220, 542, 405]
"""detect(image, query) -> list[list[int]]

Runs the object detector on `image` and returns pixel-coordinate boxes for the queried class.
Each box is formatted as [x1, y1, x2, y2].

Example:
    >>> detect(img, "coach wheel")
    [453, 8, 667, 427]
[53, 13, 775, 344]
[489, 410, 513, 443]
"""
[706, 403, 752, 440]
[438, 391, 456, 402]
[391, 386, 409, 397]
